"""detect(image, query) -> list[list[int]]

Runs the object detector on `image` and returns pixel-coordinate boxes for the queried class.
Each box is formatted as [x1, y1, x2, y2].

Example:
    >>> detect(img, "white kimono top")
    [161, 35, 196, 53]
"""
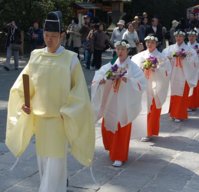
[91, 57, 147, 133]
[6, 46, 95, 166]
[131, 49, 171, 113]
[163, 42, 198, 96]
[187, 41, 199, 80]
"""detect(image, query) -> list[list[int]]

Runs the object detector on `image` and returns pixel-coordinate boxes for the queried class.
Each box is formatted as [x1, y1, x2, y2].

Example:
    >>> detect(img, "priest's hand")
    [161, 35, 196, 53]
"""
[99, 79, 106, 85]
[121, 77, 127, 83]
[22, 104, 31, 114]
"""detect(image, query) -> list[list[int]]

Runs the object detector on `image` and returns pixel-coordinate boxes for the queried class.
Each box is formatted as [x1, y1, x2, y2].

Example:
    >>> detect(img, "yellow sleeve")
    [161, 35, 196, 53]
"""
[60, 62, 95, 166]
[6, 64, 35, 157]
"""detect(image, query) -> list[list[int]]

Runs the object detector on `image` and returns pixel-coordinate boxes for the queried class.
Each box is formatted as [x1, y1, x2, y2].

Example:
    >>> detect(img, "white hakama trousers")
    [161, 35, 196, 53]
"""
[37, 151, 67, 192]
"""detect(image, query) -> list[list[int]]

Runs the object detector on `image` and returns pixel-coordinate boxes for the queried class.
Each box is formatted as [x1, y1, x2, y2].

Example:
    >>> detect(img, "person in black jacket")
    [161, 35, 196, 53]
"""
[145, 17, 163, 51]
[27, 21, 44, 51]
[4, 20, 21, 71]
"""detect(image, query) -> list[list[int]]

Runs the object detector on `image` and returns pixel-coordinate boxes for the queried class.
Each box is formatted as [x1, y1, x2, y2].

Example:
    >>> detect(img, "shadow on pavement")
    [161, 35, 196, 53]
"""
[151, 135, 199, 154]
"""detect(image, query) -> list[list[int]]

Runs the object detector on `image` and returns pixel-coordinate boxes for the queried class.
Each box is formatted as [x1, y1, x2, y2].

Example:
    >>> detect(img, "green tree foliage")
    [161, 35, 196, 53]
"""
[0, 0, 198, 31]
[129, 0, 198, 27]
[0, 0, 77, 31]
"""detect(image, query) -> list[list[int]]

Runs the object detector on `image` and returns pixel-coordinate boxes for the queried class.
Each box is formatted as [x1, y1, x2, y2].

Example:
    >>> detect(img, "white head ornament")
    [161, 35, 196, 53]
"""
[115, 41, 130, 48]
[144, 35, 158, 42]
[173, 30, 186, 36]
[187, 30, 198, 36]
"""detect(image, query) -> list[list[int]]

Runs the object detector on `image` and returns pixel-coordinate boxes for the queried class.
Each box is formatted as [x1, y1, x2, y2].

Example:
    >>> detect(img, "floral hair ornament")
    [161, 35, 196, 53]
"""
[114, 41, 130, 48]
[144, 35, 158, 42]
[187, 30, 198, 36]
[173, 30, 186, 36]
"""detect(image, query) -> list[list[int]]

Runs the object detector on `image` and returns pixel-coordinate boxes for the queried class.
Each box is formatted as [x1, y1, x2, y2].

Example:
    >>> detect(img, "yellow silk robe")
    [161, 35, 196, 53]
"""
[6, 48, 95, 166]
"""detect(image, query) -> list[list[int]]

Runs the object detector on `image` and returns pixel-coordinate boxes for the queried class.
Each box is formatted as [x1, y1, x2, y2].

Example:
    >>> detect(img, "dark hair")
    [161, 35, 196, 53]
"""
[73, 17, 79, 24]
[174, 28, 185, 33]
[99, 23, 106, 30]
[127, 22, 133, 28]
[94, 24, 99, 30]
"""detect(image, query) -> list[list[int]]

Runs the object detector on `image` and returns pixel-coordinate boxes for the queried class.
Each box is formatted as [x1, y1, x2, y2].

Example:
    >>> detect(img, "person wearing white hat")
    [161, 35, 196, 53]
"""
[169, 20, 179, 45]
[131, 34, 171, 142]
[91, 39, 146, 167]
[163, 29, 198, 122]
[187, 29, 199, 110]
[117, 19, 125, 26]
[110, 20, 126, 44]
[5, 11, 95, 192]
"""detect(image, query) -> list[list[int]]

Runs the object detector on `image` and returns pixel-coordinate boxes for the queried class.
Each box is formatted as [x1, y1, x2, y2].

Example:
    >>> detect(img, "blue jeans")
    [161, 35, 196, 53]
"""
[85, 49, 92, 69]
[82, 40, 87, 61]
[5, 44, 19, 69]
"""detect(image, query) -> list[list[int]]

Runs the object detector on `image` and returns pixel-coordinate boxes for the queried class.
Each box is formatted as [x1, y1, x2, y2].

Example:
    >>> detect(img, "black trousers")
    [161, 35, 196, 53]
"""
[73, 47, 80, 59]
[92, 49, 103, 70]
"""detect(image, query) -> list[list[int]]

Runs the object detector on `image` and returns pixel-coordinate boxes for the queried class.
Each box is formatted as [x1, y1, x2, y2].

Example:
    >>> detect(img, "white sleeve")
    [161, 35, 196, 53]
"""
[162, 46, 172, 58]
[131, 52, 145, 69]
[127, 62, 147, 92]
[122, 32, 127, 40]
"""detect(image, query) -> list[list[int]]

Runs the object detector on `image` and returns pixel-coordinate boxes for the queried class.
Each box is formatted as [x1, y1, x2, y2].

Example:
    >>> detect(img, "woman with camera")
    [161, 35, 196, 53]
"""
[4, 20, 21, 71]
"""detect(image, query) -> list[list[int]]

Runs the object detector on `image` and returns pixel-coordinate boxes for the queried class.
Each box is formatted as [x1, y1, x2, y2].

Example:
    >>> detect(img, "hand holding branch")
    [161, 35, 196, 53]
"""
[22, 104, 31, 114]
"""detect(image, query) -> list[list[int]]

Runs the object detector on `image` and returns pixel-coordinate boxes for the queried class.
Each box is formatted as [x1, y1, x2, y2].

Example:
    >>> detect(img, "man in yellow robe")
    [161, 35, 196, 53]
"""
[6, 11, 95, 192]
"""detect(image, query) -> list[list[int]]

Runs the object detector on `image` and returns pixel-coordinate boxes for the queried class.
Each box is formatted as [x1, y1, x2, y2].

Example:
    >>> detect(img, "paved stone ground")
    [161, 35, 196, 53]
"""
[0, 52, 199, 192]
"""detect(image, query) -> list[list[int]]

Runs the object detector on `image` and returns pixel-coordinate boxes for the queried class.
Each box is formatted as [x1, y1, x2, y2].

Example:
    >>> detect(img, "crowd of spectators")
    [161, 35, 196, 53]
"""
[1, 11, 199, 71]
